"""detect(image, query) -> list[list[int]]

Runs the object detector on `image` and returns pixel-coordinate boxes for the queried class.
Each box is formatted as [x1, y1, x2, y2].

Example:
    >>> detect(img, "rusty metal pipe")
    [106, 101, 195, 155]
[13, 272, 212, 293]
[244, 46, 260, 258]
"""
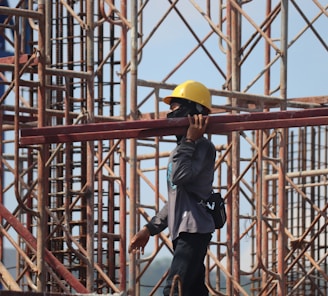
[20, 107, 328, 145]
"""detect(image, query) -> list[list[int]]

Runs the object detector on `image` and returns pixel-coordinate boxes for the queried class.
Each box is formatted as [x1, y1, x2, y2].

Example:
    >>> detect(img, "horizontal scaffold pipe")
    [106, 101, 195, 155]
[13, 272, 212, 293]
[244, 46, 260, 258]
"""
[20, 107, 328, 145]
[0, 6, 43, 19]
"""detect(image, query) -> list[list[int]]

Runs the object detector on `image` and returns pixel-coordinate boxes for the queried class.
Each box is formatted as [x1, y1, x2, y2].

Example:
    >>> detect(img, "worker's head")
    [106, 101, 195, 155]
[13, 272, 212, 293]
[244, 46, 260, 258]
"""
[163, 80, 211, 119]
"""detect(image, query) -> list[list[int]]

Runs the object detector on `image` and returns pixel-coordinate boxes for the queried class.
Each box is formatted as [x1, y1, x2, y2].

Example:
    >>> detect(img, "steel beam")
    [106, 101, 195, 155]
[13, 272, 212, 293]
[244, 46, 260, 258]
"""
[20, 107, 328, 145]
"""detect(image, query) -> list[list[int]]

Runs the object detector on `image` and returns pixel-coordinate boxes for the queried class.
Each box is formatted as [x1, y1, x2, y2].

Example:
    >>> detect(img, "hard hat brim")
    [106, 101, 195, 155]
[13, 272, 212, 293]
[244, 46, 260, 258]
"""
[163, 96, 174, 105]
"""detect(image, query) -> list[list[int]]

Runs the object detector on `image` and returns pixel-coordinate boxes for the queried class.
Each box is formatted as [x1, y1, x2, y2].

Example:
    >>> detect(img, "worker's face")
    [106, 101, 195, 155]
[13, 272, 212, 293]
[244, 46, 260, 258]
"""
[167, 102, 191, 119]
[167, 102, 185, 141]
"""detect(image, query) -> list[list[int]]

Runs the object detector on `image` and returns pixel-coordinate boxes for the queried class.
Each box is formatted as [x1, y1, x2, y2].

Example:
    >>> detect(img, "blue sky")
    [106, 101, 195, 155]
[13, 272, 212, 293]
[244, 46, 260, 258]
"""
[137, 1, 327, 103]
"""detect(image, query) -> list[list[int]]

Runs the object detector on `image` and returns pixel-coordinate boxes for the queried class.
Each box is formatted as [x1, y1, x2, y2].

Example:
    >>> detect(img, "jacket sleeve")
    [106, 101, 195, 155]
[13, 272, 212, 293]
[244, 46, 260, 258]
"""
[145, 203, 168, 236]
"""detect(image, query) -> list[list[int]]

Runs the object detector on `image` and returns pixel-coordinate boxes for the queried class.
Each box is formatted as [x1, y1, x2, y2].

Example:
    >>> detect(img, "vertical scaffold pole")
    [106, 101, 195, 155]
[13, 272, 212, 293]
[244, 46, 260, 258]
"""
[278, 0, 288, 295]
[129, 1, 138, 295]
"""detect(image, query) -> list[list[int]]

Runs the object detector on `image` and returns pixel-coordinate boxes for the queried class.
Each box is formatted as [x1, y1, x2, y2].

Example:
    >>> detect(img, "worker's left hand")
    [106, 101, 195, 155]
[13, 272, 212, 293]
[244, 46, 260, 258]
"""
[186, 114, 209, 141]
[128, 226, 150, 255]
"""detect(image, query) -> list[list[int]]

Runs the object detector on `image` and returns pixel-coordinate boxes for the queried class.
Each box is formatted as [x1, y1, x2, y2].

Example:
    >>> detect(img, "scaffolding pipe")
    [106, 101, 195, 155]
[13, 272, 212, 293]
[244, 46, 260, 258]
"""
[129, 0, 138, 294]
[119, 1, 128, 291]
[230, 0, 241, 293]
[85, 0, 95, 291]
[261, 0, 272, 289]
[35, 0, 48, 291]
[277, 0, 289, 294]
[225, 1, 233, 293]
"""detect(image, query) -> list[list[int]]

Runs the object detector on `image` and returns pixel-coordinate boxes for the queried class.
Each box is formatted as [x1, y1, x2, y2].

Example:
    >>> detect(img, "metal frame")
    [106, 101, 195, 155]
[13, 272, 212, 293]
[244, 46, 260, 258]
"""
[0, 1, 327, 295]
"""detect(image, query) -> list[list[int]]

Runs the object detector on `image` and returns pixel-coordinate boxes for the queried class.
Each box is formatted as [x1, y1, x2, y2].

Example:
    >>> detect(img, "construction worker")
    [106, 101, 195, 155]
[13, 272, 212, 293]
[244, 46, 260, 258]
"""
[129, 80, 216, 296]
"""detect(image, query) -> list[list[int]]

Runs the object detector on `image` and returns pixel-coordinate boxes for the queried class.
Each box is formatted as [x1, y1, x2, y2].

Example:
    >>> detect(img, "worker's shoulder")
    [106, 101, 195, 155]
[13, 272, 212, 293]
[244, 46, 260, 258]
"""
[197, 136, 214, 146]
[197, 137, 215, 151]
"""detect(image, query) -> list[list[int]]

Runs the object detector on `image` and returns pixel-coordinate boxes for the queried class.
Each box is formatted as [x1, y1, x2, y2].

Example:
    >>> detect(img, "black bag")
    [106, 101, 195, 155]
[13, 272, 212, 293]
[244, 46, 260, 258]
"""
[200, 192, 226, 229]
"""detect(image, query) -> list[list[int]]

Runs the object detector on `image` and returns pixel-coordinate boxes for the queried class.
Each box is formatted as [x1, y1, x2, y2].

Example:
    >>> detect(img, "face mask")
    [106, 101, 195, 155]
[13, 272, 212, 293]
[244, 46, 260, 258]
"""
[166, 105, 193, 119]
[166, 105, 191, 143]
[166, 102, 205, 143]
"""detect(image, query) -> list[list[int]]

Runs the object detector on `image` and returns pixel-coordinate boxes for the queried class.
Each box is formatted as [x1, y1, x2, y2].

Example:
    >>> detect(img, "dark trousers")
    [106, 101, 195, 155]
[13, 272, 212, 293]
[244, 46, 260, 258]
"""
[163, 232, 212, 296]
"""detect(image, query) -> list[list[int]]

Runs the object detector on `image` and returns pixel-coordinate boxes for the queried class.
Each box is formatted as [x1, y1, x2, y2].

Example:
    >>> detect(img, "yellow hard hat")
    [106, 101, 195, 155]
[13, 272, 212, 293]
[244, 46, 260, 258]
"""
[163, 80, 211, 111]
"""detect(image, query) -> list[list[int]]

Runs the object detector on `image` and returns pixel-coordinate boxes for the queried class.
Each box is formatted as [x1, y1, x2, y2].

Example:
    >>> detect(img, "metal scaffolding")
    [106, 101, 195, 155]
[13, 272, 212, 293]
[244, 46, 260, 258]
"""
[0, 1, 327, 295]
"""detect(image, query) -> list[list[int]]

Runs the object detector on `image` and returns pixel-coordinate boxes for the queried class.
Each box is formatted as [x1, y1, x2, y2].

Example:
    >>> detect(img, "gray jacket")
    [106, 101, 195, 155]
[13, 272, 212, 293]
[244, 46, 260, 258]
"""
[146, 136, 216, 240]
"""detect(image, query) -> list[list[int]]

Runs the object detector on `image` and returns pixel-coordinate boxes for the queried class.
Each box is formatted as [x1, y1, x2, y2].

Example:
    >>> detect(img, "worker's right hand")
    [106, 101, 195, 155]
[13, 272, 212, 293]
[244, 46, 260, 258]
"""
[186, 114, 209, 141]
[128, 226, 150, 255]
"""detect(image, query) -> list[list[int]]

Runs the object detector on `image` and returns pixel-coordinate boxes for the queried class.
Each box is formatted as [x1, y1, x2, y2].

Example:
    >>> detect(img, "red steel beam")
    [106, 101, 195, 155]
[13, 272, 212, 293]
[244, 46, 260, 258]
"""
[20, 107, 328, 145]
